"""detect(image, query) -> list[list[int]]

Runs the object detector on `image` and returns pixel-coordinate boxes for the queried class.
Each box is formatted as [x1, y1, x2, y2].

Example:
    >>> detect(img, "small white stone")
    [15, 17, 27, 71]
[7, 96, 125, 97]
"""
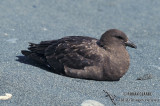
[81, 100, 104, 106]
[11, 29, 15, 31]
[0, 93, 12, 100]
[43, 28, 47, 31]
[4, 33, 8, 36]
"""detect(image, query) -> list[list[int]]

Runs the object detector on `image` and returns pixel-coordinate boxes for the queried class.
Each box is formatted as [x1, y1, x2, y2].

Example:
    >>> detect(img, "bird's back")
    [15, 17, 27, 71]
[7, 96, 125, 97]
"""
[21, 36, 105, 74]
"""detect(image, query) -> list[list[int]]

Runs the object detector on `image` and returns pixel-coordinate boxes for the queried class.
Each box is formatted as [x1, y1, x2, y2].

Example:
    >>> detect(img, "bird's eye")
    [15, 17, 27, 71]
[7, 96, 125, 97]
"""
[116, 36, 123, 40]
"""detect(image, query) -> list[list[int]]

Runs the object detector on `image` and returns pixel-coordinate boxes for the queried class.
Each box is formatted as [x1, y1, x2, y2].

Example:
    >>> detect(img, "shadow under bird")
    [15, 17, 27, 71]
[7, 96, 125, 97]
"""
[21, 29, 137, 81]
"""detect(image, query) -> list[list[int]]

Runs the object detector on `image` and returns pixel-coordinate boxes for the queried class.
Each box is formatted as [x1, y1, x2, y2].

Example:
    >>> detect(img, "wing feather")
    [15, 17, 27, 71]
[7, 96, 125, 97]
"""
[45, 36, 102, 69]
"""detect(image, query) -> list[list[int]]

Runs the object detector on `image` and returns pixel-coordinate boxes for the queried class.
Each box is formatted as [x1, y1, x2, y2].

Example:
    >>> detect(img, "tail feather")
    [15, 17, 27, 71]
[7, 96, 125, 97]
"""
[21, 50, 47, 65]
[21, 40, 57, 66]
[21, 50, 32, 56]
[27, 41, 56, 54]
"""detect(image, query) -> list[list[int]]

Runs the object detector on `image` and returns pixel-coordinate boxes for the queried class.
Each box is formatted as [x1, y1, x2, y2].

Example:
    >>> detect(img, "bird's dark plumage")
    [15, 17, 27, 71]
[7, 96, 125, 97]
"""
[21, 29, 137, 81]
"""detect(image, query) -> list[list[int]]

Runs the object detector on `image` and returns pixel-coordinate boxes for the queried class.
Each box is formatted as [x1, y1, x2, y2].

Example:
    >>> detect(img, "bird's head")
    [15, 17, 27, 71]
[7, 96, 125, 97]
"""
[99, 29, 137, 49]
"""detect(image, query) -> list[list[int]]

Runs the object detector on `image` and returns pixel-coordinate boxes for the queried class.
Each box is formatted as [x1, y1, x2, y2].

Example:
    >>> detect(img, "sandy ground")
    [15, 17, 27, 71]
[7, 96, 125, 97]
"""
[0, 0, 160, 106]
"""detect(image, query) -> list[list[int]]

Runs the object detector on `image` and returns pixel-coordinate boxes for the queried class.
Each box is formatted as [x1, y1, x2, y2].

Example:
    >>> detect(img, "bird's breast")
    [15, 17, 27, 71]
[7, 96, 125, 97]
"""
[103, 47, 130, 80]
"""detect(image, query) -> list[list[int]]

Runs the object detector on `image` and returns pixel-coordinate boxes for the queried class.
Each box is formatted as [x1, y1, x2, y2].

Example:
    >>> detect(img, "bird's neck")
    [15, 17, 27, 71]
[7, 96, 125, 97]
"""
[99, 38, 124, 50]
[103, 43, 125, 52]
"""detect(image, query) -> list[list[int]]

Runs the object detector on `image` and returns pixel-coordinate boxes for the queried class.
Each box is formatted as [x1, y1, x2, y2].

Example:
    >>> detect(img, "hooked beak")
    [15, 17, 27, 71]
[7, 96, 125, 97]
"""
[125, 40, 137, 49]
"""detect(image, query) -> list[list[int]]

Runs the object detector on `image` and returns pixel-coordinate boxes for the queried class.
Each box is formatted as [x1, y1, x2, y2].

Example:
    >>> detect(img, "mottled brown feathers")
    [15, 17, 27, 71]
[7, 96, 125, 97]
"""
[21, 29, 136, 81]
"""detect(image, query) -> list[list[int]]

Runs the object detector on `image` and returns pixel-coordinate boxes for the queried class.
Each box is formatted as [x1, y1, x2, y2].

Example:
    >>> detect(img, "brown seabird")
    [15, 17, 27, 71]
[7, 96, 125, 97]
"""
[21, 29, 137, 81]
